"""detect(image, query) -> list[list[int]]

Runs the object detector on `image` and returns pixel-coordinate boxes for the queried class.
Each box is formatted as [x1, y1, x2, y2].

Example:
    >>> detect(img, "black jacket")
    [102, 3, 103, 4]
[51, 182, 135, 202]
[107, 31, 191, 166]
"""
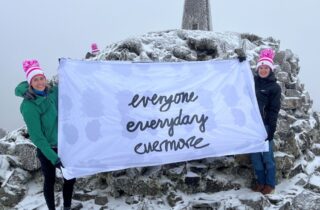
[255, 72, 281, 140]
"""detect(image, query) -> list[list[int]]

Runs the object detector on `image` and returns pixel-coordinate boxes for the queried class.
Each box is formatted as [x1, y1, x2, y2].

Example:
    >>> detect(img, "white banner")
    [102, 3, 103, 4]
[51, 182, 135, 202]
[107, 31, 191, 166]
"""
[58, 59, 268, 179]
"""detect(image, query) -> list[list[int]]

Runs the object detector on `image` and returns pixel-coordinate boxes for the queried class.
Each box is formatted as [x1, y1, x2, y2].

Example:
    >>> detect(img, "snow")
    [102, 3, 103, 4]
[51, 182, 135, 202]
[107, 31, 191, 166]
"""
[15, 180, 104, 210]
[291, 119, 306, 127]
[274, 151, 294, 158]
[309, 173, 320, 187]
[284, 96, 300, 100]
[309, 115, 317, 128]
[9, 173, 309, 210]
[312, 143, 320, 149]
[1, 30, 320, 209]
[291, 119, 313, 132]
[185, 171, 198, 177]
[305, 156, 320, 175]
[0, 156, 10, 183]
[15, 180, 55, 210]
[2, 113, 318, 209]
[0, 125, 316, 209]
[293, 156, 308, 168]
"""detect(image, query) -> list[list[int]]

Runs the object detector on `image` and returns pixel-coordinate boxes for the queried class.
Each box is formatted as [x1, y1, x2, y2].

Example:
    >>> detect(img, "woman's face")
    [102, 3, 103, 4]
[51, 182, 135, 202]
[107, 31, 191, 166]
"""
[31, 75, 47, 91]
[258, 65, 271, 78]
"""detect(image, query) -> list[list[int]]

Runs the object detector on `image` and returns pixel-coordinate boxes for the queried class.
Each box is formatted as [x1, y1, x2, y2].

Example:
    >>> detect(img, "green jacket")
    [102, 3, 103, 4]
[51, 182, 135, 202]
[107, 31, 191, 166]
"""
[15, 81, 59, 165]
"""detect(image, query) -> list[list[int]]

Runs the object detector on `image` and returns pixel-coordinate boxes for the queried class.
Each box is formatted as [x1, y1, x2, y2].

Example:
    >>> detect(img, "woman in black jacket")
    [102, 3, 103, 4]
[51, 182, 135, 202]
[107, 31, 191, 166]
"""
[251, 49, 281, 194]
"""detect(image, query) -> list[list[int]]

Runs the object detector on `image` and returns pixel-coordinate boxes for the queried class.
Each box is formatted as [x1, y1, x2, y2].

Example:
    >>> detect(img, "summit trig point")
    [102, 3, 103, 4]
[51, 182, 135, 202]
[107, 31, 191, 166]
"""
[182, 0, 213, 31]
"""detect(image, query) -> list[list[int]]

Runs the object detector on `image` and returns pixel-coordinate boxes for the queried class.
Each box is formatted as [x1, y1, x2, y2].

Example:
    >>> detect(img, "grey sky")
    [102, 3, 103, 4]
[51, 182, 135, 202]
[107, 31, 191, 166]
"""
[0, 0, 319, 131]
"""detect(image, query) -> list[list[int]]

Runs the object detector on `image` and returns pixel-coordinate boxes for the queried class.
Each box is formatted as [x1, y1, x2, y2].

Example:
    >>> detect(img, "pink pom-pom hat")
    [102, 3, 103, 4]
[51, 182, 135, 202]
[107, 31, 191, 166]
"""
[91, 43, 100, 55]
[256, 49, 275, 71]
[23, 59, 45, 84]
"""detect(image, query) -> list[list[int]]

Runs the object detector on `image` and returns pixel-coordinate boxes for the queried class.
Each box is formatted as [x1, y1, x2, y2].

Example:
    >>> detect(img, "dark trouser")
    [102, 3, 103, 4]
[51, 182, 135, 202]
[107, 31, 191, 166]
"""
[250, 140, 276, 188]
[37, 148, 76, 210]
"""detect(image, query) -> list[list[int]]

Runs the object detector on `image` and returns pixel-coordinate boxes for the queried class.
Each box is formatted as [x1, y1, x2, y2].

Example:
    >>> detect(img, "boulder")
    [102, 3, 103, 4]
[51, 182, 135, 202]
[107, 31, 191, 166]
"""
[0, 128, 6, 139]
[0, 184, 25, 207]
[281, 61, 292, 73]
[305, 172, 320, 193]
[274, 153, 295, 178]
[277, 71, 289, 83]
[0, 141, 11, 155]
[274, 51, 286, 64]
[205, 177, 240, 193]
[14, 142, 40, 171]
[111, 177, 161, 196]
[166, 192, 183, 207]
[285, 89, 301, 97]
[292, 190, 320, 210]
[94, 195, 109, 205]
[282, 97, 302, 110]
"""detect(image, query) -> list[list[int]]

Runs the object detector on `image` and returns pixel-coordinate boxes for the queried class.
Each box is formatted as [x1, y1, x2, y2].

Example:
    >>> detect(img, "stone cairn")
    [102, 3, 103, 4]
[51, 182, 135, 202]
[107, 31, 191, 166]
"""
[1, 30, 320, 209]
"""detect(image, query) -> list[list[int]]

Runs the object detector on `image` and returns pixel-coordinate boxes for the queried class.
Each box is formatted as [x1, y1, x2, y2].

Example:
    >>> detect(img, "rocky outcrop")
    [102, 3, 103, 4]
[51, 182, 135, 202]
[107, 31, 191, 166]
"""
[292, 190, 320, 210]
[1, 30, 320, 209]
[98, 29, 319, 186]
[0, 128, 6, 139]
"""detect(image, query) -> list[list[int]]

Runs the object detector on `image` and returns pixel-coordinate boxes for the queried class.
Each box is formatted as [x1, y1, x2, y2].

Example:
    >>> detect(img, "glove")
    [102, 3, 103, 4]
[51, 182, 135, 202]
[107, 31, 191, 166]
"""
[265, 134, 273, 141]
[55, 159, 64, 169]
[234, 48, 246, 62]
[264, 125, 272, 141]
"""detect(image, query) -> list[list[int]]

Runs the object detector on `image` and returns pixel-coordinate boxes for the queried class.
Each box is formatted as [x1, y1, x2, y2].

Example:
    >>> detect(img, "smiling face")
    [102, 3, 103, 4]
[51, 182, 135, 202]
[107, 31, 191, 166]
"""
[30, 75, 47, 91]
[258, 65, 271, 78]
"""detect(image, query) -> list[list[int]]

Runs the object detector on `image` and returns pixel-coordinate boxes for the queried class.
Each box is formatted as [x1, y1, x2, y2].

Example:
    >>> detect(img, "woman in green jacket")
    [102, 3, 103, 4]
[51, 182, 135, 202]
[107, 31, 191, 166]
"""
[15, 60, 75, 210]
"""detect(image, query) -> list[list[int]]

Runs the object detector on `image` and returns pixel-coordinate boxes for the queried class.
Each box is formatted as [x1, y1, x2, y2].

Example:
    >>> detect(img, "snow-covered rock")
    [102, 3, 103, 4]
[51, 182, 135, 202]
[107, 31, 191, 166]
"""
[1, 29, 320, 209]
[292, 190, 320, 210]
[0, 128, 6, 139]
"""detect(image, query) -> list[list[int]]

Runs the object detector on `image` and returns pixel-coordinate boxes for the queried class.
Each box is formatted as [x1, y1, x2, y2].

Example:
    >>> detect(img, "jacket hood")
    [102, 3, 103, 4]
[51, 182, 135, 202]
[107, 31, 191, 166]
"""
[15, 81, 29, 98]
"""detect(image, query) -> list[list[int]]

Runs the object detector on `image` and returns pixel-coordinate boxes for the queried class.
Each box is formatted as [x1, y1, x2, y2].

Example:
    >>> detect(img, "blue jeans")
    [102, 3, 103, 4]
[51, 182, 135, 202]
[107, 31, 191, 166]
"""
[250, 140, 276, 188]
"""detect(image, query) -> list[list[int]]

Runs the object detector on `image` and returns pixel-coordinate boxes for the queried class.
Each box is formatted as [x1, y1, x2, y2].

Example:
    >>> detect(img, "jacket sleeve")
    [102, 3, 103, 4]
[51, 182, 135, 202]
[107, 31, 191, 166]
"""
[265, 84, 281, 140]
[21, 102, 59, 165]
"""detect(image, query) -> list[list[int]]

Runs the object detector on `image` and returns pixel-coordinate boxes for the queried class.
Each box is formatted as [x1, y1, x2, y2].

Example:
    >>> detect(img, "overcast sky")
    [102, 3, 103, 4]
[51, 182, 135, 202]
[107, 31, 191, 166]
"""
[0, 0, 319, 131]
